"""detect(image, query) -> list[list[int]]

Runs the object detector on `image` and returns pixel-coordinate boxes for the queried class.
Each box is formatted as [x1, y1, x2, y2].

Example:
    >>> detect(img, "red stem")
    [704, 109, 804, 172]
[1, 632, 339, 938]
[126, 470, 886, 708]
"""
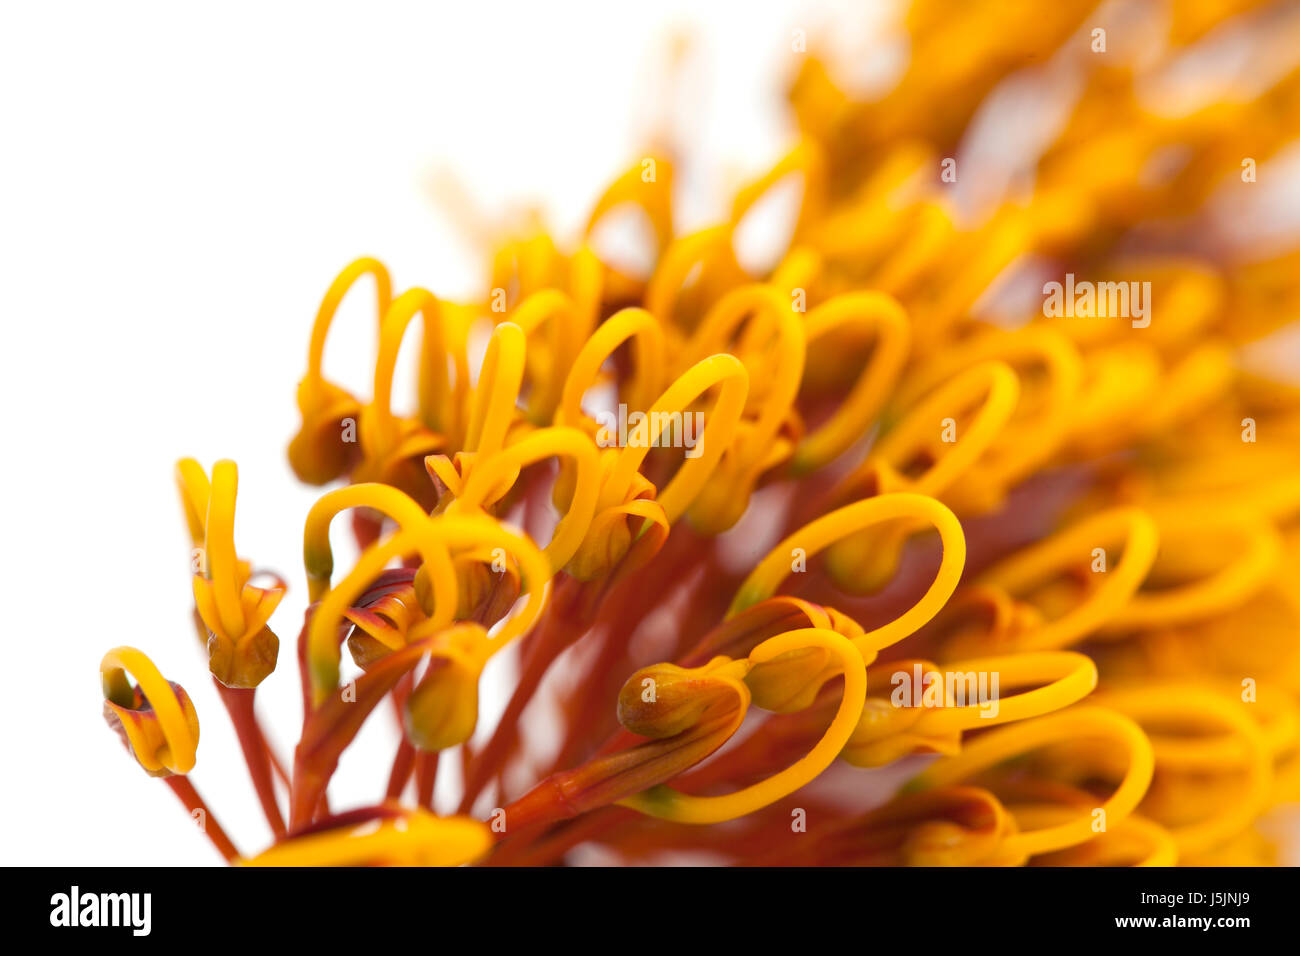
[457, 577, 594, 811]
[214, 680, 287, 838]
[415, 751, 439, 809]
[165, 775, 240, 863]
[387, 738, 416, 801]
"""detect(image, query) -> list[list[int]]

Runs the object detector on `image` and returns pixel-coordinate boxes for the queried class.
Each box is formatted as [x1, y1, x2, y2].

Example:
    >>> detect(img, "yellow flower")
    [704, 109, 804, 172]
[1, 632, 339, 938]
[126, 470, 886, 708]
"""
[100, 646, 198, 777]
[177, 458, 284, 688]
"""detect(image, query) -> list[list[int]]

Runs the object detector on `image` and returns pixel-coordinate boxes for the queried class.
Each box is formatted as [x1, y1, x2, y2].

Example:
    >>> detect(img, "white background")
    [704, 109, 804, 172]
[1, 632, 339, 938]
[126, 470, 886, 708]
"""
[0, 0, 887, 864]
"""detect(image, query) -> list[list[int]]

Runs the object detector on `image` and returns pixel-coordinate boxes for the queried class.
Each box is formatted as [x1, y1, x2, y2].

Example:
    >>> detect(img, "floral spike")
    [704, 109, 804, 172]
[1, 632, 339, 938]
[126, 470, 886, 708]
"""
[105, 1, 1300, 867]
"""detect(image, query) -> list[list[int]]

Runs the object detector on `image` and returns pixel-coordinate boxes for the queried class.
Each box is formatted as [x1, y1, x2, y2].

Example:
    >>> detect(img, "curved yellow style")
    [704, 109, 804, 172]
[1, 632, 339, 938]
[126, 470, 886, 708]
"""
[507, 289, 584, 423]
[101, 647, 199, 776]
[556, 306, 666, 432]
[1098, 685, 1273, 856]
[600, 352, 750, 523]
[308, 512, 552, 704]
[368, 288, 450, 443]
[791, 290, 911, 472]
[907, 651, 1099, 735]
[618, 627, 865, 824]
[302, 482, 437, 602]
[908, 706, 1155, 859]
[730, 493, 966, 654]
[978, 507, 1161, 651]
[464, 322, 526, 458]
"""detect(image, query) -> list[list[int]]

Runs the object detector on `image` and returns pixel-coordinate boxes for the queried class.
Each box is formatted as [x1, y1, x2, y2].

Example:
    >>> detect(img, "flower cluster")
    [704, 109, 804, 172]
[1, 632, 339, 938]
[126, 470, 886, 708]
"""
[102, 0, 1300, 866]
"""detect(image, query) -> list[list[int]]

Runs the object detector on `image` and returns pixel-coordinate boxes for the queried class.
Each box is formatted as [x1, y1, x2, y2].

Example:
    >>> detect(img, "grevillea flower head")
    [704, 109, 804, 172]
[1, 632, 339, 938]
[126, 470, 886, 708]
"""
[101, 0, 1300, 868]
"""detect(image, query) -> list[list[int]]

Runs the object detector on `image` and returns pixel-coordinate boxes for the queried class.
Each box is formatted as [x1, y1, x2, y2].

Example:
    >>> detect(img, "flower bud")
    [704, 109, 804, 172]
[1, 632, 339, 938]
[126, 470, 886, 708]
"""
[504, 659, 750, 832]
[101, 647, 199, 777]
[744, 645, 839, 713]
[681, 596, 863, 667]
[345, 582, 423, 670]
[206, 624, 279, 691]
[402, 625, 488, 751]
[288, 379, 363, 485]
[566, 473, 666, 582]
[617, 660, 749, 738]
[404, 656, 481, 752]
[841, 697, 961, 767]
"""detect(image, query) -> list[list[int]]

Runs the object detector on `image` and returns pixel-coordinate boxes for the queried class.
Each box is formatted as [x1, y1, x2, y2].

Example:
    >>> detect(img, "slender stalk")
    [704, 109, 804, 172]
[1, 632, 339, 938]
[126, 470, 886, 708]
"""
[415, 751, 439, 809]
[165, 775, 240, 863]
[387, 738, 416, 800]
[215, 680, 286, 838]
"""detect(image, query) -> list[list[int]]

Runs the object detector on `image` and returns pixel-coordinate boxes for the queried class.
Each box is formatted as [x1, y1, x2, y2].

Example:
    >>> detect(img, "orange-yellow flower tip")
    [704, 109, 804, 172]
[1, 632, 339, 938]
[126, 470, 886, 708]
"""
[100, 646, 199, 777]
[193, 574, 283, 689]
[403, 626, 489, 751]
[565, 482, 669, 583]
[744, 643, 848, 714]
[617, 658, 752, 738]
[289, 378, 364, 485]
[893, 787, 1020, 867]
[842, 695, 962, 768]
[186, 458, 285, 688]
[241, 808, 490, 867]
[174, 457, 211, 549]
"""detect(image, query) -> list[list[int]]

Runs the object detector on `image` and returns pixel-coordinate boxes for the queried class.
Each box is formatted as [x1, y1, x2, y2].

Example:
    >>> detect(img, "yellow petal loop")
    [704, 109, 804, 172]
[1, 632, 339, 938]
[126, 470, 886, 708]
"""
[853, 359, 1021, 506]
[978, 507, 1160, 651]
[204, 460, 247, 640]
[1098, 685, 1273, 856]
[369, 288, 450, 443]
[406, 516, 551, 653]
[290, 257, 392, 484]
[729, 139, 826, 261]
[601, 352, 750, 523]
[305, 256, 393, 389]
[791, 290, 911, 472]
[307, 523, 459, 704]
[730, 492, 966, 653]
[679, 284, 807, 531]
[586, 154, 674, 255]
[903, 651, 1098, 736]
[507, 289, 583, 423]
[896, 326, 1084, 489]
[101, 647, 199, 776]
[301, 482, 434, 602]
[465, 321, 526, 458]
[644, 225, 741, 326]
[1105, 508, 1283, 632]
[556, 306, 666, 432]
[908, 706, 1154, 859]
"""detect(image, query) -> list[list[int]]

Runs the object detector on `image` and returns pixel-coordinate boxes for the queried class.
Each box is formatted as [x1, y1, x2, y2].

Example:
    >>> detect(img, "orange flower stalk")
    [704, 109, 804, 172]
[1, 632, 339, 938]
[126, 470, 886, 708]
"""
[100, 0, 1300, 867]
